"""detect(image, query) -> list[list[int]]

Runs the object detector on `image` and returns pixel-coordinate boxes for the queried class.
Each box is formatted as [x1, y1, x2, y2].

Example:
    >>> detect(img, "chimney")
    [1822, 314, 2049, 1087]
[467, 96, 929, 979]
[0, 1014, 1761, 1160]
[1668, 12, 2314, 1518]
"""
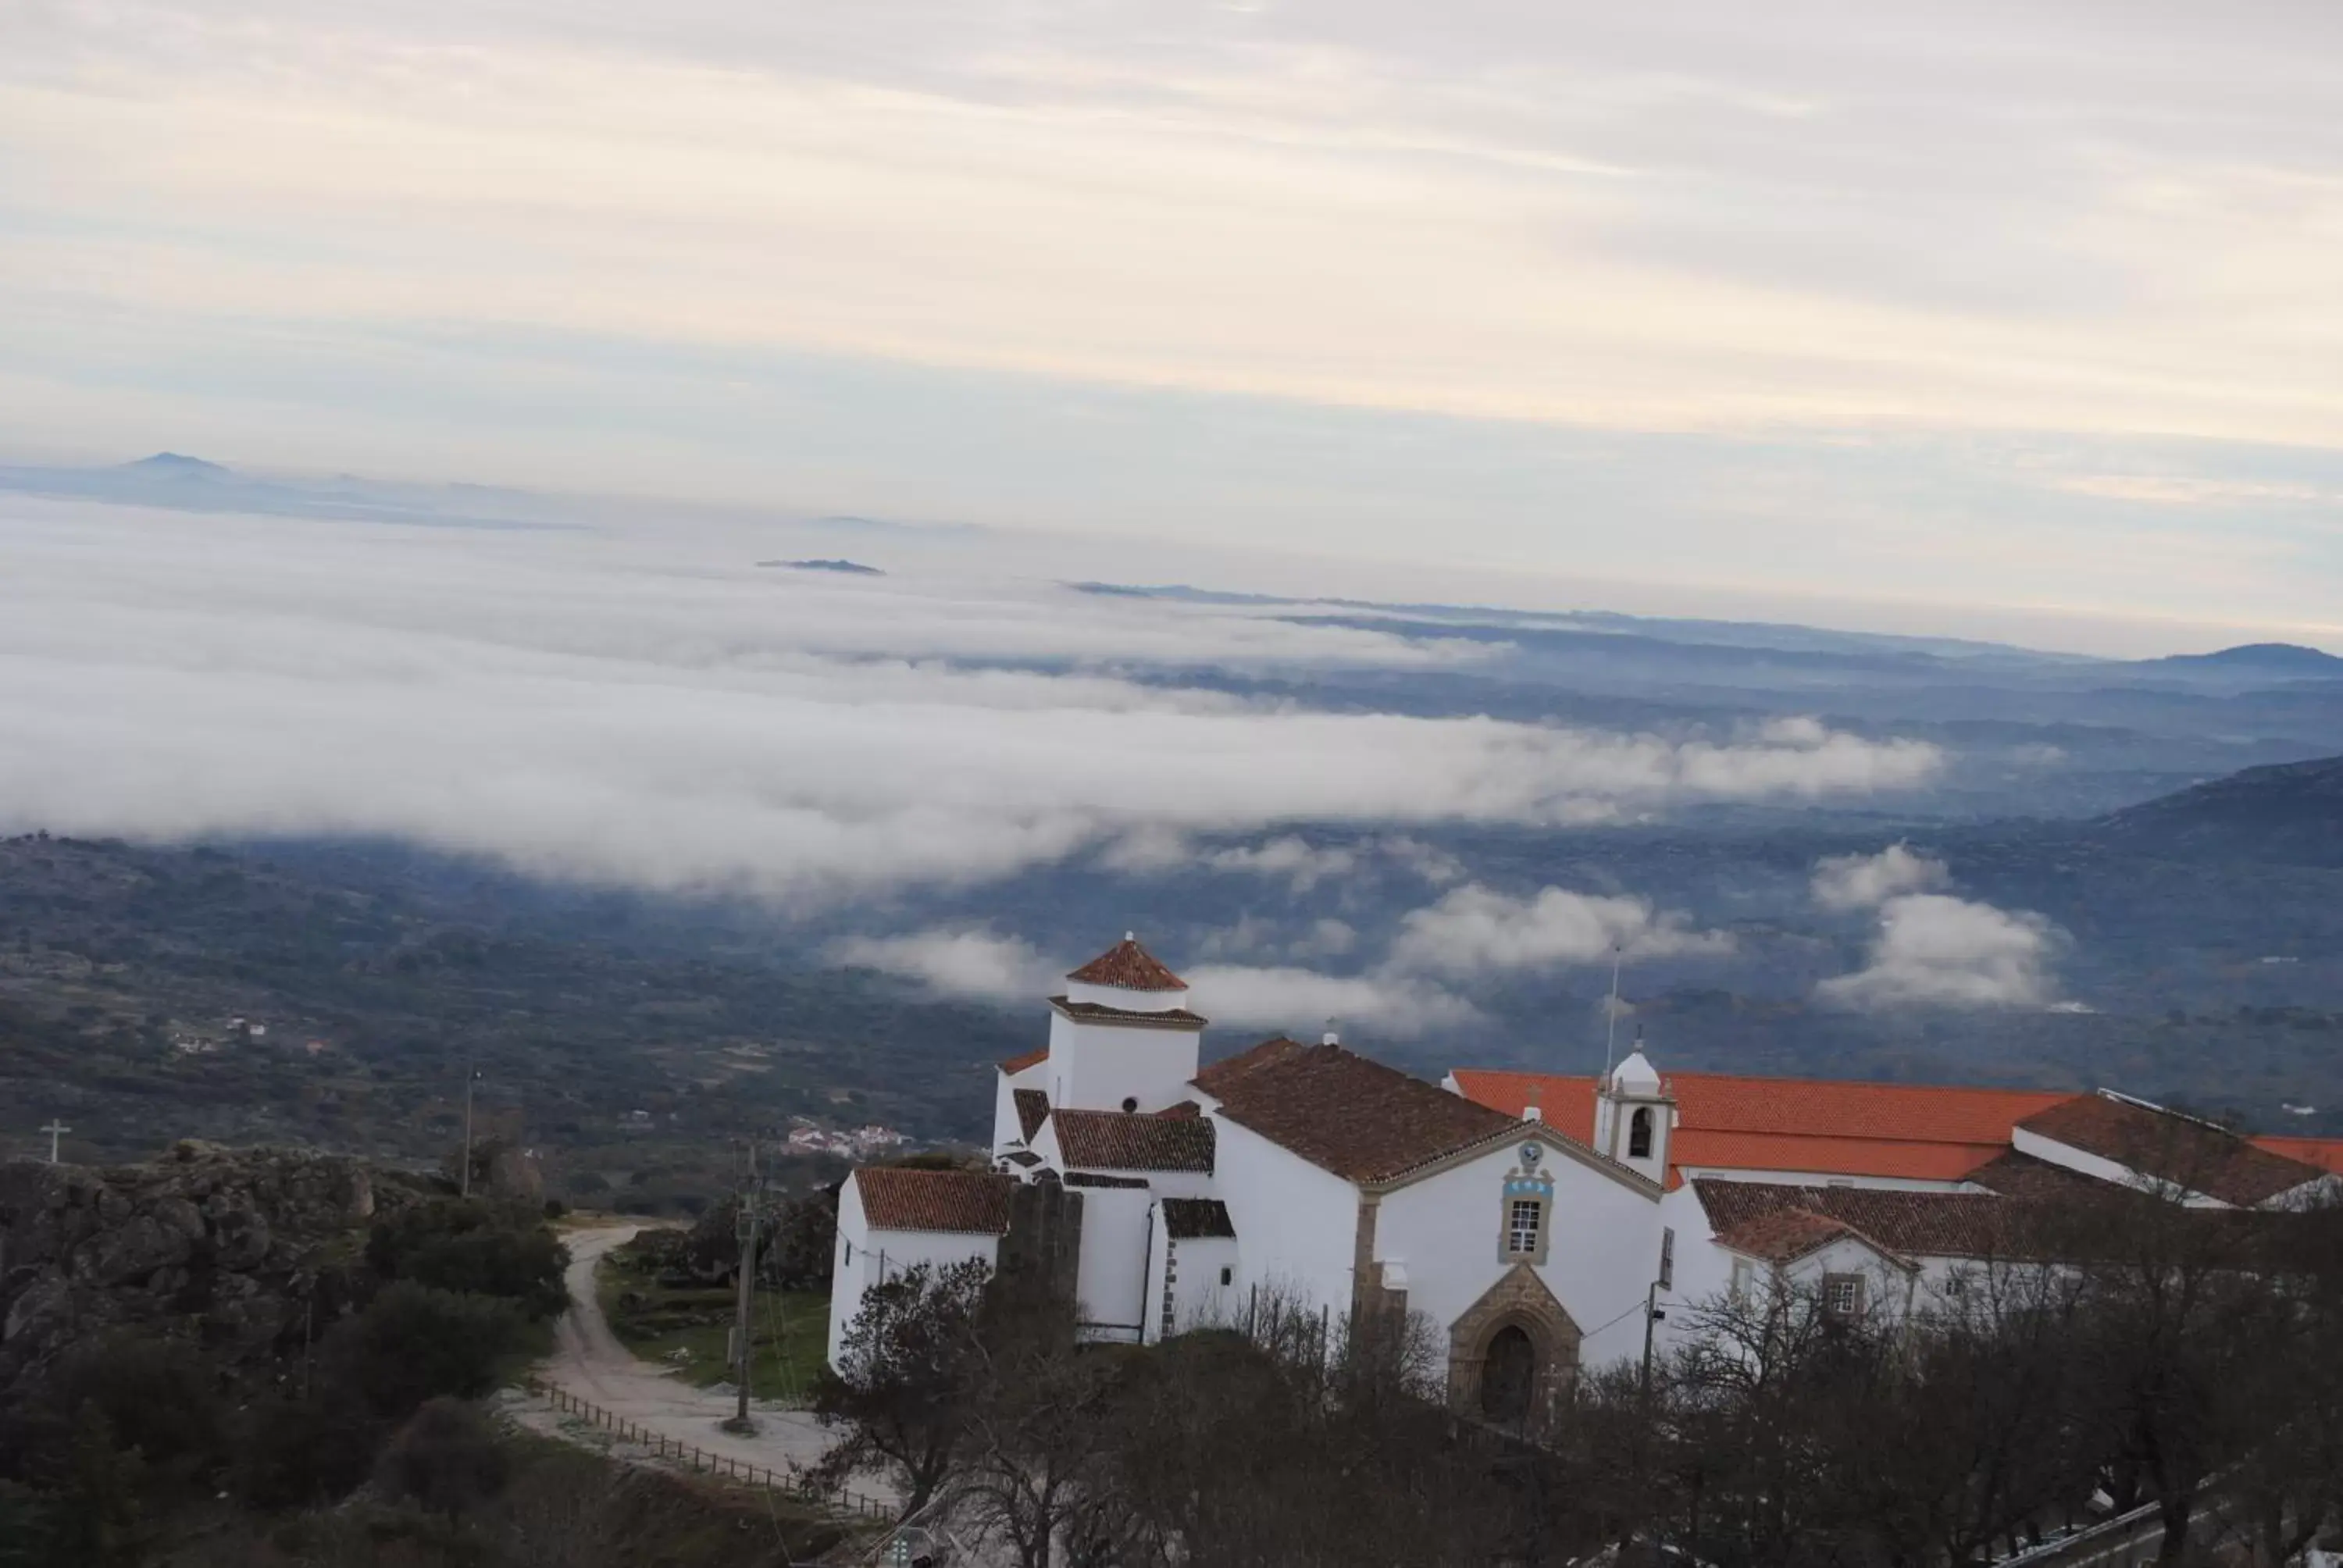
[1322, 1017, 1339, 1047]
[1525, 1083, 1542, 1123]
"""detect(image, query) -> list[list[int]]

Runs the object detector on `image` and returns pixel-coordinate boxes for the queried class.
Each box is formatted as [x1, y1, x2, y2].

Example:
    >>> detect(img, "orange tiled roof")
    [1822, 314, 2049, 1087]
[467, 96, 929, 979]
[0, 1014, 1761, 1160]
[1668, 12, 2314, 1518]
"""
[1066, 937, 1186, 992]
[1450, 1068, 2077, 1188]
[1000, 1046, 1049, 1075]
[2256, 1135, 2343, 1175]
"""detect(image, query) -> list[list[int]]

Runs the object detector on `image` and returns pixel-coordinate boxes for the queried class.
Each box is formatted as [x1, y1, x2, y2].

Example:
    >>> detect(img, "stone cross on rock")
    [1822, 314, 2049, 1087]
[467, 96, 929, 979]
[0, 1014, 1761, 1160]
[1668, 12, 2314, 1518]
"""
[40, 1119, 70, 1164]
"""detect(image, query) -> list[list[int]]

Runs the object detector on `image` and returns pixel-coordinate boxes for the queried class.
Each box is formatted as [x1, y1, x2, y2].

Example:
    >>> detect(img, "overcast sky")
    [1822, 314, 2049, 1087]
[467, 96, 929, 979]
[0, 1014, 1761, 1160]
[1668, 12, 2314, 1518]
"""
[6, 1, 2343, 645]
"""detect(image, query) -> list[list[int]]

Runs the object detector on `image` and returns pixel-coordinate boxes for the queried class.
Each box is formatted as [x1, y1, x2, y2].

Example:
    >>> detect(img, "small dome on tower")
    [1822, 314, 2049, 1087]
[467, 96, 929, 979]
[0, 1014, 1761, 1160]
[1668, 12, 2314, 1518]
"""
[1610, 1044, 1662, 1095]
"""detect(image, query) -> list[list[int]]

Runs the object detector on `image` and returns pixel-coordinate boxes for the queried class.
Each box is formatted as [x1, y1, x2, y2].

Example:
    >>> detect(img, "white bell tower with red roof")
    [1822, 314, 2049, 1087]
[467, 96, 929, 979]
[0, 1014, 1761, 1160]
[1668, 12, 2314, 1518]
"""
[1045, 934, 1207, 1115]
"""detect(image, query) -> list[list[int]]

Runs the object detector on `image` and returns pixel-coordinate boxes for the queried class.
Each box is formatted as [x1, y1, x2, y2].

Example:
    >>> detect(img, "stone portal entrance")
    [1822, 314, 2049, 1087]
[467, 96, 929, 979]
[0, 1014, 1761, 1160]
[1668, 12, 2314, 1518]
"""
[1481, 1324, 1536, 1421]
[1447, 1264, 1583, 1424]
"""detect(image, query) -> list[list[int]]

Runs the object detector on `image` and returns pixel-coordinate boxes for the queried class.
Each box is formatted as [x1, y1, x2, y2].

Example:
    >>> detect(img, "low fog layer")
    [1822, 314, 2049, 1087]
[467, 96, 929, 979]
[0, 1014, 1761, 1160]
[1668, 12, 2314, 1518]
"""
[0, 500, 1942, 900]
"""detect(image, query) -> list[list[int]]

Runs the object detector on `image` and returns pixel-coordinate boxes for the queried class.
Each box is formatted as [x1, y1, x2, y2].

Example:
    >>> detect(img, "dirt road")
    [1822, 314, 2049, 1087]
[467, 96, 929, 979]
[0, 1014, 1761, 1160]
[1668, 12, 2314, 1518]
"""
[522, 1223, 857, 1483]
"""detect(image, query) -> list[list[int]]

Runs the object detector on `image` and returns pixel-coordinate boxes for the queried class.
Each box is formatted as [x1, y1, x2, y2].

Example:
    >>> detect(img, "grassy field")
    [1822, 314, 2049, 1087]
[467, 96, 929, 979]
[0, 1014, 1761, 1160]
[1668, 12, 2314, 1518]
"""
[597, 1242, 831, 1404]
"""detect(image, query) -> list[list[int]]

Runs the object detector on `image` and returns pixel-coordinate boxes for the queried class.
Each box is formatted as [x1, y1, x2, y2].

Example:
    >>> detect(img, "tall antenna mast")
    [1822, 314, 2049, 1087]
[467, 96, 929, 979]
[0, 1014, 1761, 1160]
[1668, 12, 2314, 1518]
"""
[1602, 943, 1624, 1080]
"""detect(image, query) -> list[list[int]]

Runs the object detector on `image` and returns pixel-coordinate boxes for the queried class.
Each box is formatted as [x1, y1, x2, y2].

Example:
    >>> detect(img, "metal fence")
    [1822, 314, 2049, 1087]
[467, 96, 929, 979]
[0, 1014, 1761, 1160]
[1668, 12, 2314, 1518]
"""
[530, 1381, 893, 1523]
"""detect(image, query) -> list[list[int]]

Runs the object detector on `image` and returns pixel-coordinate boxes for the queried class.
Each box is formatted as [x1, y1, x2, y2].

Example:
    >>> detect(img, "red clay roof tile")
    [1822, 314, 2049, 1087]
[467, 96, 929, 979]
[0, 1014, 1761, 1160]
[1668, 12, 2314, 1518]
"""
[1211, 1043, 1521, 1184]
[2255, 1135, 2343, 1175]
[1065, 938, 1187, 991]
[1013, 1088, 1050, 1143]
[1451, 1068, 2076, 1186]
[1049, 997, 1207, 1028]
[1693, 1179, 2029, 1261]
[2020, 1092, 2325, 1206]
[1050, 1107, 1217, 1172]
[854, 1167, 1014, 1235]
[1193, 1035, 1311, 1098]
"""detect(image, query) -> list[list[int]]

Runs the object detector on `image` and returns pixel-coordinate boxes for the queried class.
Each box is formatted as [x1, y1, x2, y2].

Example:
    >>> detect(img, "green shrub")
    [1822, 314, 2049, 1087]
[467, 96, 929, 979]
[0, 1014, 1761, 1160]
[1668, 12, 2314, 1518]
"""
[322, 1281, 531, 1421]
[366, 1199, 570, 1320]
[377, 1399, 510, 1516]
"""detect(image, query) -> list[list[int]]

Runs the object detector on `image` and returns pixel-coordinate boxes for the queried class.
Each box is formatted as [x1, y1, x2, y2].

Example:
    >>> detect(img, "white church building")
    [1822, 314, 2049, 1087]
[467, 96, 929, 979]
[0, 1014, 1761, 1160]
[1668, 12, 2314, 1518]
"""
[828, 936, 2341, 1421]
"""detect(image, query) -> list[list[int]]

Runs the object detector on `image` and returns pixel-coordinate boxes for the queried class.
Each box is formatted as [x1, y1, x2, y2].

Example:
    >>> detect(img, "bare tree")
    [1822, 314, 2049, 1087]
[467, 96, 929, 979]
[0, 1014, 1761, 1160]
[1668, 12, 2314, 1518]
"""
[811, 1258, 990, 1518]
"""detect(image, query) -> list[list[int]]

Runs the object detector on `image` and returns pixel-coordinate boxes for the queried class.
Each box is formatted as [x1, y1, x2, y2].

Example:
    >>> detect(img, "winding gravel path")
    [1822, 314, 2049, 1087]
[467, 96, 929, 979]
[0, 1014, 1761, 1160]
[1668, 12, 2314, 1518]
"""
[523, 1222, 852, 1481]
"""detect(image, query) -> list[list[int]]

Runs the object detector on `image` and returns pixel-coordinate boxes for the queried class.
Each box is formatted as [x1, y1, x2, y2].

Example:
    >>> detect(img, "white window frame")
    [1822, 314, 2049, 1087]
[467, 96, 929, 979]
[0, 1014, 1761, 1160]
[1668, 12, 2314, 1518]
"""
[1507, 1197, 1542, 1258]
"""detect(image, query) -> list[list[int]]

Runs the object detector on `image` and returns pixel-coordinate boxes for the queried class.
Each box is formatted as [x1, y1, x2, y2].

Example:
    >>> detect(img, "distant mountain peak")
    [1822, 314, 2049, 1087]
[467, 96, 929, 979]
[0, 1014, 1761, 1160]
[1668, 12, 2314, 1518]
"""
[2145, 642, 2343, 674]
[755, 558, 885, 576]
[120, 452, 234, 479]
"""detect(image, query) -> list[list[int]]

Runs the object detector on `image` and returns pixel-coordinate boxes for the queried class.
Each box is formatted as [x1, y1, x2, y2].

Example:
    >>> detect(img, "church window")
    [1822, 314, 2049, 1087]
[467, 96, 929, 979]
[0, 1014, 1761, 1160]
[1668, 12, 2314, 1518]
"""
[1628, 1107, 1653, 1160]
[1220, 1266, 1232, 1287]
[1731, 1258, 1754, 1298]
[1824, 1273, 1865, 1320]
[1507, 1199, 1542, 1258]
[843, 1241, 853, 1267]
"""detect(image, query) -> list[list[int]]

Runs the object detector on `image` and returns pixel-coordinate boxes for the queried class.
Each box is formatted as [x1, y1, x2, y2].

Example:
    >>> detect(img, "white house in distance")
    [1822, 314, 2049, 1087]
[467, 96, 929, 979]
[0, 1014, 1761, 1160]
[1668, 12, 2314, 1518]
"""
[829, 936, 2343, 1421]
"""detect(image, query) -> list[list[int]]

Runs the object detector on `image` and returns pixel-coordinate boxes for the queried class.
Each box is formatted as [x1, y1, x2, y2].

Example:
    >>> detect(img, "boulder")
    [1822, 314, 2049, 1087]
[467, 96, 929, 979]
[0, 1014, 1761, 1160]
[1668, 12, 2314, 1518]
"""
[0, 1145, 419, 1399]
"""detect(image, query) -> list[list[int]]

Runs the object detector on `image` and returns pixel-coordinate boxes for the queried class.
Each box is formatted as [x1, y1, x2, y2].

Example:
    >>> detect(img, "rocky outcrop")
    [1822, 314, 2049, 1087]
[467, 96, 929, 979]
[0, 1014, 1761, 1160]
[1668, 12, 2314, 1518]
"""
[0, 1140, 421, 1398]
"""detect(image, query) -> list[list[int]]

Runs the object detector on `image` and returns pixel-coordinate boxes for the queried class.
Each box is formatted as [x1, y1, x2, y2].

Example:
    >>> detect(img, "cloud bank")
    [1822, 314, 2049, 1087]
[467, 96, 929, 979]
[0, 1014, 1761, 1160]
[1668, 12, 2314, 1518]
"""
[0, 501, 1944, 901]
[1811, 843, 1949, 911]
[1389, 885, 1735, 976]
[1812, 847, 2063, 1009]
[825, 928, 1057, 1002]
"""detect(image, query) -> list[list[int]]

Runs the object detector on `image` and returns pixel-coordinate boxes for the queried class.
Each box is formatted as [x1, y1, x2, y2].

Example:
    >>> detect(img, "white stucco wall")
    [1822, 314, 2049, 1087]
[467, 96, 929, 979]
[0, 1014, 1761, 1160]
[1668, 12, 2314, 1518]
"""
[1773, 1235, 1921, 1319]
[1070, 1183, 1156, 1339]
[824, 1174, 1003, 1370]
[1372, 1137, 1664, 1370]
[1653, 1184, 1734, 1352]
[1150, 1222, 1241, 1341]
[1210, 1116, 1361, 1324]
[1047, 1012, 1202, 1115]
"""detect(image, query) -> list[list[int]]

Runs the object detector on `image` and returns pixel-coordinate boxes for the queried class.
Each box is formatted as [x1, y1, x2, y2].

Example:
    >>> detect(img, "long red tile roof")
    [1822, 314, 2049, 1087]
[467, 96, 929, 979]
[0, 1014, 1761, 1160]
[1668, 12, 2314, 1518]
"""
[2255, 1135, 2343, 1175]
[1450, 1068, 2077, 1188]
[1694, 1178, 2033, 1261]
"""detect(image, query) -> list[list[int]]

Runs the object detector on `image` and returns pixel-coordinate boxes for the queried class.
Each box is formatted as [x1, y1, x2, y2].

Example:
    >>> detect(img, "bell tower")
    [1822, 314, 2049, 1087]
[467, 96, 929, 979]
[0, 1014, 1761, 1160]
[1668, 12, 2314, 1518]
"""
[1044, 934, 1204, 1114]
[1593, 1030, 1675, 1186]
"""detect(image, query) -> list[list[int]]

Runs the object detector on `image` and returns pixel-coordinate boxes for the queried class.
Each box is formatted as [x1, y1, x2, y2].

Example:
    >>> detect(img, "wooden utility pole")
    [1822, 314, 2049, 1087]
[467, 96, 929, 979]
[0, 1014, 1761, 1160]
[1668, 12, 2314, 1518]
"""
[728, 1137, 762, 1433]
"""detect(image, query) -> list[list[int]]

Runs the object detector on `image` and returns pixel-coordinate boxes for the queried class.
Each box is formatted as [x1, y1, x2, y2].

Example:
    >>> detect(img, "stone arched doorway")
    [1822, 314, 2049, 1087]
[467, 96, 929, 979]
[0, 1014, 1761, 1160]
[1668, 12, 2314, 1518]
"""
[1447, 1265, 1584, 1423]
[1481, 1324, 1537, 1421]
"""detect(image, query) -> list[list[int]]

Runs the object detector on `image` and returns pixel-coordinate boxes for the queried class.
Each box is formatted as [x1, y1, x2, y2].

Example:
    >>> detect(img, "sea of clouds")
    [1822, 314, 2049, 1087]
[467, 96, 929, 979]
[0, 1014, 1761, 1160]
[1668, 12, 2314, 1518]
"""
[0, 497, 1945, 912]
